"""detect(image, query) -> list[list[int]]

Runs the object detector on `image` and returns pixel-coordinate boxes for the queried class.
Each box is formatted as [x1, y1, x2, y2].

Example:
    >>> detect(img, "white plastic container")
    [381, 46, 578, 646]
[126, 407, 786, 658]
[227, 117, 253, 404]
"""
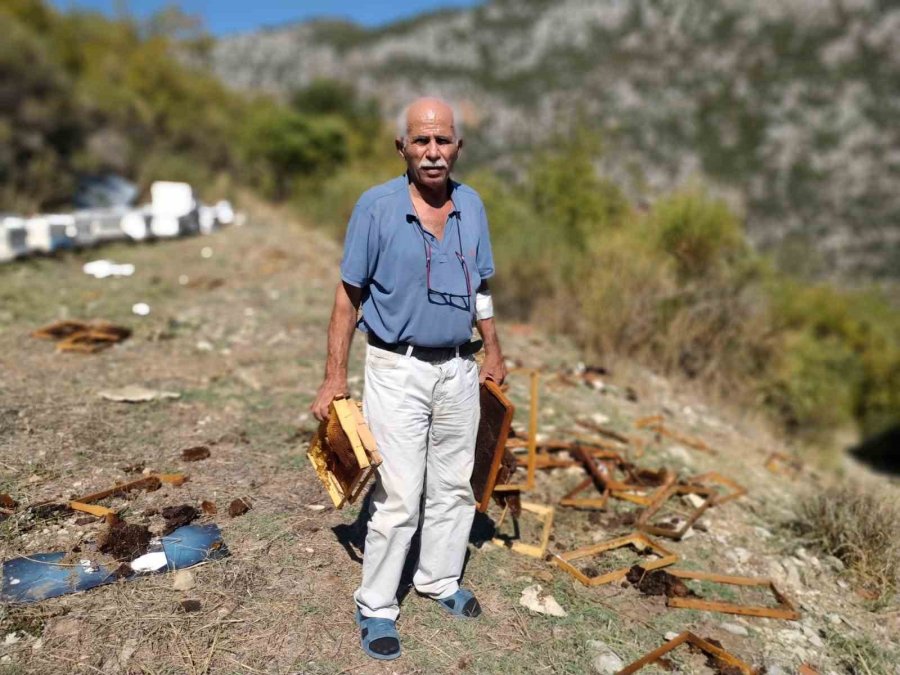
[26, 215, 71, 253]
[0, 216, 28, 262]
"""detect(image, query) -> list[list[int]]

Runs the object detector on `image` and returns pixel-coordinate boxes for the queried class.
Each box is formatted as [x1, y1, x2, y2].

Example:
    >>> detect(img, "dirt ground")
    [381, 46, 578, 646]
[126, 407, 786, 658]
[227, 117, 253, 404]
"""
[1, 201, 898, 674]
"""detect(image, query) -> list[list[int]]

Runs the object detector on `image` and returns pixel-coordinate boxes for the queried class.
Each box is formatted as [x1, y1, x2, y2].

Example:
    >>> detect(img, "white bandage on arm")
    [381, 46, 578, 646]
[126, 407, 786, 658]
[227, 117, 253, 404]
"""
[475, 290, 494, 321]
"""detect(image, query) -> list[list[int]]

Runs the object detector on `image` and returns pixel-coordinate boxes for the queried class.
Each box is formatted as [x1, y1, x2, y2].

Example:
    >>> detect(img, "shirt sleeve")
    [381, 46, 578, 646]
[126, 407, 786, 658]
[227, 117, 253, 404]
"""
[340, 201, 378, 288]
[475, 203, 495, 279]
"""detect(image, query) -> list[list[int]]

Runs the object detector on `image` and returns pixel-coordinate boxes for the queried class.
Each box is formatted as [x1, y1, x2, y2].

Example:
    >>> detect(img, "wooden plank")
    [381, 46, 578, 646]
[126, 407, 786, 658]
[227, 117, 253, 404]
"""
[685, 471, 747, 505]
[334, 399, 370, 469]
[73, 476, 161, 504]
[155, 473, 189, 486]
[494, 370, 539, 492]
[472, 380, 515, 512]
[69, 502, 117, 518]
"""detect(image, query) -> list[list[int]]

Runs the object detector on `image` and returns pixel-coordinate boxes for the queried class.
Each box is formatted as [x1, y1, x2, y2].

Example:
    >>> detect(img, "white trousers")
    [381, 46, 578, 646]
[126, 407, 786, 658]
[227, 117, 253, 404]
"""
[354, 344, 480, 620]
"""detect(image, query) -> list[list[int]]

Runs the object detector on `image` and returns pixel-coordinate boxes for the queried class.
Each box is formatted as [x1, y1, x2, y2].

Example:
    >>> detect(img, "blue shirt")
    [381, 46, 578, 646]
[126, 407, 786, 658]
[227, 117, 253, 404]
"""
[340, 174, 495, 348]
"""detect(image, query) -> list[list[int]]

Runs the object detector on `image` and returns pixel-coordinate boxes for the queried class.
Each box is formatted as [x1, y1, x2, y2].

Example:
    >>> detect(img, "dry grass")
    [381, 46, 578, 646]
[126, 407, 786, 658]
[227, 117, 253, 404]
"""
[792, 483, 900, 598]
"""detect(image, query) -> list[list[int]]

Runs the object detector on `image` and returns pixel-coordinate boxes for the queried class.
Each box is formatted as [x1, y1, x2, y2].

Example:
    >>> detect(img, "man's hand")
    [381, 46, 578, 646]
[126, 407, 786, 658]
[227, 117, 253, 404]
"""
[311, 377, 349, 422]
[310, 281, 363, 422]
[479, 352, 507, 385]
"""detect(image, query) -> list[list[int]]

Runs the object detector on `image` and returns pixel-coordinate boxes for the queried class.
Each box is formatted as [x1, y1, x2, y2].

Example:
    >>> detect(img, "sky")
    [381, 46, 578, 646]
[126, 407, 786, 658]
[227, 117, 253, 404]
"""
[50, 0, 486, 35]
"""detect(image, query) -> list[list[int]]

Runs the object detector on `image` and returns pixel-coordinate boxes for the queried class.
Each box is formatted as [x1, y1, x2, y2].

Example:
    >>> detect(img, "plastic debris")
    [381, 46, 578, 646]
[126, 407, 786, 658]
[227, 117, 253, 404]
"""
[131, 302, 151, 316]
[99, 386, 181, 403]
[82, 260, 135, 279]
[1, 523, 229, 604]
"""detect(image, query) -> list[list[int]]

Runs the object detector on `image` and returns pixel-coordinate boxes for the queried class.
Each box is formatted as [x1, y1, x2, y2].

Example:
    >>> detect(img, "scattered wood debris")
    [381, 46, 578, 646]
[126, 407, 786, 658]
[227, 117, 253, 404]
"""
[97, 521, 152, 561]
[228, 497, 251, 518]
[181, 445, 211, 462]
[472, 380, 518, 514]
[32, 319, 132, 354]
[161, 505, 200, 535]
[200, 500, 217, 515]
[764, 451, 803, 477]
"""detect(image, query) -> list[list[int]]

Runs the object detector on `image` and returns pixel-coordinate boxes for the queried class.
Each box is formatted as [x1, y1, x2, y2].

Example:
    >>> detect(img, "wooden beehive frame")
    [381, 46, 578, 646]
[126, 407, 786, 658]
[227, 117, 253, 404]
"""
[552, 532, 678, 586]
[637, 484, 716, 540]
[494, 369, 539, 492]
[635, 414, 717, 455]
[764, 451, 802, 477]
[473, 380, 516, 512]
[666, 569, 800, 620]
[685, 471, 747, 505]
[307, 398, 381, 509]
[559, 476, 610, 509]
[491, 501, 554, 558]
[617, 631, 756, 674]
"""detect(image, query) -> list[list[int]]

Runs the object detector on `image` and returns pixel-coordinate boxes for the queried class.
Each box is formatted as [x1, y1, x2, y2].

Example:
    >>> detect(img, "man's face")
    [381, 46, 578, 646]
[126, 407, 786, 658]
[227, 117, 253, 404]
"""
[397, 104, 462, 192]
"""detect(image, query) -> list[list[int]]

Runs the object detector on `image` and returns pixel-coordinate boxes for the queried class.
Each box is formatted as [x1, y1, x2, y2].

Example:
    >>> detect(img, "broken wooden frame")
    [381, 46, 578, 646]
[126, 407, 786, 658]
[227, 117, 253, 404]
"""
[491, 501, 554, 558]
[559, 477, 610, 509]
[307, 397, 382, 509]
[666, 569, 800, 620]
[471, 380, 516, 512]
[617, 631, 756, 675]
[636, 484, 717, 540]
[494, 369, 539, 493]
[685, 471, 747, 505]
[552, 532, 677, 586]
[634, 414, 717, 455]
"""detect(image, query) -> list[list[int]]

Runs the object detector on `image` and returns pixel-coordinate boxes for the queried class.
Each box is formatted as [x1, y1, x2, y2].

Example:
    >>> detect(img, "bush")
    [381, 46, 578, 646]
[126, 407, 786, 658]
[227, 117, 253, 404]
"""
[792, 483, 900, 598]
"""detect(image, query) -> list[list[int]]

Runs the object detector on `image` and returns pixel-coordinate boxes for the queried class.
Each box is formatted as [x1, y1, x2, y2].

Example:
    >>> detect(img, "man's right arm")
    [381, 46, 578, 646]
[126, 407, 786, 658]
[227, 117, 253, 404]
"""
[310, 281, 363, 421]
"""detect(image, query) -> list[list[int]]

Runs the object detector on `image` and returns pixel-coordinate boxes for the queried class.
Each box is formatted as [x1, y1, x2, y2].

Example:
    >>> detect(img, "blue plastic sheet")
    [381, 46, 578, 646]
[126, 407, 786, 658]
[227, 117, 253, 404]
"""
[1, 523, 229, 604]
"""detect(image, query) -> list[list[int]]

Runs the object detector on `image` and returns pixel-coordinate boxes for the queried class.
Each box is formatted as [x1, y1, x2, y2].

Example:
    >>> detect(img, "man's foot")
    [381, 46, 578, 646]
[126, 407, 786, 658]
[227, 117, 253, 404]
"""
[356, 609, 401, 660]
[435, 588, 482, 618]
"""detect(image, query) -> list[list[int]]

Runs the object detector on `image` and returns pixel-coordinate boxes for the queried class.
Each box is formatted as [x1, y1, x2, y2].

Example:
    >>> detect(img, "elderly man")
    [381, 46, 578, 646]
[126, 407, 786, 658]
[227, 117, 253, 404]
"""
[311, 97, 506, 660]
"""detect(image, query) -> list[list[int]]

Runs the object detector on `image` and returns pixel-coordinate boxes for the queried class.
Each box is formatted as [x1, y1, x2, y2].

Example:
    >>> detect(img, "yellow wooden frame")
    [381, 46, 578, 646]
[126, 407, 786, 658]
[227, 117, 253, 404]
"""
[552, 532, 678, 586]
[494, 369, 539, 492]
[491, 501, 554, 558]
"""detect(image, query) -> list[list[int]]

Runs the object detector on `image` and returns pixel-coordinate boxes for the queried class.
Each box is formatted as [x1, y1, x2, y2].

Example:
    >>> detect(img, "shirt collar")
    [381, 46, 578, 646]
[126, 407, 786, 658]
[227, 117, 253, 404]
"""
[403, 173, 461, 223]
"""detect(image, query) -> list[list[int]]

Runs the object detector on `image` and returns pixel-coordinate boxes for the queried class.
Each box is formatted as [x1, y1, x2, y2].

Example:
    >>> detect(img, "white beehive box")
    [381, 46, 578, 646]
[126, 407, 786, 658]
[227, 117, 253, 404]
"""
[1, 216, 28, 262]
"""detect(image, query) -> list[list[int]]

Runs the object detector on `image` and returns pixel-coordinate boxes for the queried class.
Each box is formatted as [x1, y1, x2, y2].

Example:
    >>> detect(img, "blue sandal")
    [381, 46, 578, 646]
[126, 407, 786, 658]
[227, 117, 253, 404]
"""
[436, 588, 482, 618]
[356, 609, 401, 660]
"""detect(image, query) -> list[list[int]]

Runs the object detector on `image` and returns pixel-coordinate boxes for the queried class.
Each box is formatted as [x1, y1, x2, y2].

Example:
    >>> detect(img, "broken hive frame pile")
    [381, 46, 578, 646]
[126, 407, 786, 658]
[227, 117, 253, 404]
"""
[479, 371, 800, 671]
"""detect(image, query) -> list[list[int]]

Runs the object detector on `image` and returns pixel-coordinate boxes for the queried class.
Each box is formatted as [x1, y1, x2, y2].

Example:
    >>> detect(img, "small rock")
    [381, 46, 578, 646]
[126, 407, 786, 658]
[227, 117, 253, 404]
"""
[827, 613, 842, 625]
[534, 570, 554, 583]
[721, 622, 749, 636]
[665, 445, 693, 465]
[31, 638, 42, 652]
[664, 631, 680, 641]
[118, 637, 138, 665]
[589, 413, 610, 426]
[305, 504, 326, 512]
[587, 639, 624, 674]
[766, 666, 789, 675]
[3, 632, 22, 646]
[824, 555, 845, 572]
[684, 493, 706, 509]
[754, 526, 773, 539]
[519, 584, 567, 617]
[172, 569, 195, 591]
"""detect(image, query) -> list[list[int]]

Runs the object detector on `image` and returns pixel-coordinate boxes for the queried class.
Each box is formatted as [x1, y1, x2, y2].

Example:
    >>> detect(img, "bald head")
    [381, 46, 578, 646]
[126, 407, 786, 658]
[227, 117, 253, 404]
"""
[395, 97, 464, 195]
[396, 97, 463, 144]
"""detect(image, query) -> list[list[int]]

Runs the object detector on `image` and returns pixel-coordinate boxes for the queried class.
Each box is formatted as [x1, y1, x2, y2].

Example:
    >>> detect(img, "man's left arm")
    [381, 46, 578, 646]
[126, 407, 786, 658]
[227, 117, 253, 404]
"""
[475, 280, 507, 384]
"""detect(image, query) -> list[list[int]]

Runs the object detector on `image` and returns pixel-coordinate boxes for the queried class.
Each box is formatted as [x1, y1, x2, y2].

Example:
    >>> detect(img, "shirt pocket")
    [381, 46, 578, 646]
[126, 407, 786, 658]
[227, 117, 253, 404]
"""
[366, 346, 402, 370]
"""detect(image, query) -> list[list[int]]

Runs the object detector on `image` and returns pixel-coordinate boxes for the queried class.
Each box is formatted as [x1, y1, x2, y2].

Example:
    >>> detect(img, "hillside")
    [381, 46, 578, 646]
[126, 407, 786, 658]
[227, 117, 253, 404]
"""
[208, 0, 900, 281]
[0, 202, 897, 673]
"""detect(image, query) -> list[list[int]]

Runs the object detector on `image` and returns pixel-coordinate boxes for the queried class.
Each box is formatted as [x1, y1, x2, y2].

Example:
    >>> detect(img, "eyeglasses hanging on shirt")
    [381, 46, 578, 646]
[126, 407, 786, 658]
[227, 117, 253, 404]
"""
[414, 214, 472, 312]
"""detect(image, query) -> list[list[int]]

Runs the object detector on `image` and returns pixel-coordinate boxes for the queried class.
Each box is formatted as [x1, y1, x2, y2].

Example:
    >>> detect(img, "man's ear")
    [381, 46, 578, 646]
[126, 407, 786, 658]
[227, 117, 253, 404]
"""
[395, 138, 405, 157]
[457, 138, 464, 154]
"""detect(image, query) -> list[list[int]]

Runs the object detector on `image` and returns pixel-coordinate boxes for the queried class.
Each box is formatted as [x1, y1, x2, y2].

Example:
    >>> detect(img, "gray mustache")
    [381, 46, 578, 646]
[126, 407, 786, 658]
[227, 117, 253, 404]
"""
[418, 158, 448, 169]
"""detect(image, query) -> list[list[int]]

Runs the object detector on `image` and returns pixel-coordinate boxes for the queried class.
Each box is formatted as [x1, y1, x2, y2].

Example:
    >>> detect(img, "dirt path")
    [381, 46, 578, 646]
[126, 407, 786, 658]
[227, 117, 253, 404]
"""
[0, 202, 896, 674]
